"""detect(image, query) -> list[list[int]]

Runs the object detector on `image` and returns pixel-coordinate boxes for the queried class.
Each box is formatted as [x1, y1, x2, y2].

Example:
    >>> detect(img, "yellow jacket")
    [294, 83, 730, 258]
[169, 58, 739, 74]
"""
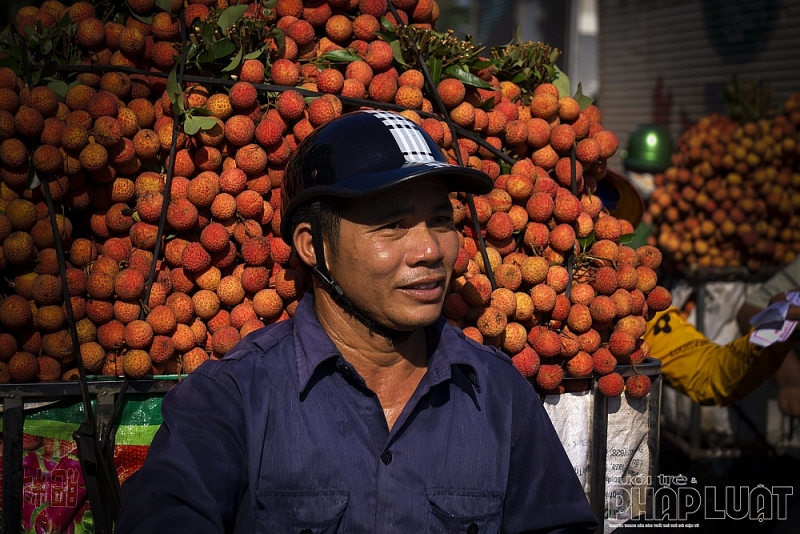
[644, 307, 797, 406]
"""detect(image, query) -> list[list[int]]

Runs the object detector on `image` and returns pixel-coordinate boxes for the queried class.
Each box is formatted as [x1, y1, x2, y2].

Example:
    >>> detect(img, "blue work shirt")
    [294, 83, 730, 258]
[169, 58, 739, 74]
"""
[116, 293, 597, 533]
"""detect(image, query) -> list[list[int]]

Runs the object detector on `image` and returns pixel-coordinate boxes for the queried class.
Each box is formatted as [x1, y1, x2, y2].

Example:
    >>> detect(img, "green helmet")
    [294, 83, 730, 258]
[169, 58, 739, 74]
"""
[621, 124, 674, 173]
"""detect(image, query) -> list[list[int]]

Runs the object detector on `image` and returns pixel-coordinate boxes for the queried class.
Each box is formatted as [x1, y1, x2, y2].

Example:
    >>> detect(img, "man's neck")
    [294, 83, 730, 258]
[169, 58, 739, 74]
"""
[313, 287, 429, 370]
[313, 287, 430, 430]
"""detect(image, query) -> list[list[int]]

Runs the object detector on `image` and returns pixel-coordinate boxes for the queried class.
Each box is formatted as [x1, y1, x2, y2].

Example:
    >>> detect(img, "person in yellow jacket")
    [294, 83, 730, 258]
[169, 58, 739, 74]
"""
[601, 170, 800, 407]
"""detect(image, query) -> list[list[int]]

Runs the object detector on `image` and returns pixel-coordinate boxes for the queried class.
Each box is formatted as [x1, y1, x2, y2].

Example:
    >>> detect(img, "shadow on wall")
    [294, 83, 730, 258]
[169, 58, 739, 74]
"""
[701, 0, 781, 64]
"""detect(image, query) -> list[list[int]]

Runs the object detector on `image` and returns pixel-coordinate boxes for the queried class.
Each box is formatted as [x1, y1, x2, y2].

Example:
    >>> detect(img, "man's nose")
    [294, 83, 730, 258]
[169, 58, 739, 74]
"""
[406, 225, 445, 265]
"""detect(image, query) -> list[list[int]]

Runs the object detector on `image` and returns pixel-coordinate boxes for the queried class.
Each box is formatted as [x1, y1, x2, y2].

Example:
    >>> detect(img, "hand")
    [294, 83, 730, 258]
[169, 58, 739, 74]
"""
[767, 290, 800, 321]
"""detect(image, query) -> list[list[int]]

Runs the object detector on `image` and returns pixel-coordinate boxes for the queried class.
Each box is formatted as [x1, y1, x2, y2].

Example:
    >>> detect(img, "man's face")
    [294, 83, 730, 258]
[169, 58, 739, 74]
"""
[326, 178, 459, 331]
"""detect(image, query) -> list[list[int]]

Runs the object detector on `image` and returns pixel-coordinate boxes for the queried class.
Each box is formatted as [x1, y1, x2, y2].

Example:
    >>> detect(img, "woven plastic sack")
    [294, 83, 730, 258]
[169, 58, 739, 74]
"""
[0, 394, 164, 533]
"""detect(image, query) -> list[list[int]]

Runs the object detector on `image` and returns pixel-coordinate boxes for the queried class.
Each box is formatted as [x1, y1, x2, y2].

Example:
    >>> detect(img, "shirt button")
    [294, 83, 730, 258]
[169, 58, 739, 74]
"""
[467, 523, 479, 534]
[380, 450, 392, 465]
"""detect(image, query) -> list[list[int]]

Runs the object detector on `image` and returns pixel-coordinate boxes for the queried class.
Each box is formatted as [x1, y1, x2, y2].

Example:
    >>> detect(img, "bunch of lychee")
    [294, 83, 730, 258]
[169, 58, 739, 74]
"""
[648, 95, 800, 272]
[0, 0, 667, 397]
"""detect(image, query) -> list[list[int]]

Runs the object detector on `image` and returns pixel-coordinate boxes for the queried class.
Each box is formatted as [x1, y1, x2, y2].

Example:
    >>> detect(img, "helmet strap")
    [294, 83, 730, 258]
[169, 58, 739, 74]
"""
[308, 202, 411, 342]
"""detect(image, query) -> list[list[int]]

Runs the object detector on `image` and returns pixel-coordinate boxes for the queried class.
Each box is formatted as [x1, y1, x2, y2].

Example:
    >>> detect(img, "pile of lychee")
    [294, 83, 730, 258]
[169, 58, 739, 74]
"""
[0, 0, 670, 398]
[648, 93, 800, 272]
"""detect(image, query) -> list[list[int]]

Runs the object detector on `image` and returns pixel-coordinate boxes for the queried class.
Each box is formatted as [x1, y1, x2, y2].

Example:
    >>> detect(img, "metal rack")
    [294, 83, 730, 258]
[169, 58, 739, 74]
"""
[1, 378, 177, 533]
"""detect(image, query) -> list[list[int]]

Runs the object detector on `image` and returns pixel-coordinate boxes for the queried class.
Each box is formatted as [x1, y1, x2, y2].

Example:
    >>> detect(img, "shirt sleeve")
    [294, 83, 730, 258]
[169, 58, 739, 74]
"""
[646, 307, 796, 406]
[115, 364, 250, 533]
[502, 380, 598, 534]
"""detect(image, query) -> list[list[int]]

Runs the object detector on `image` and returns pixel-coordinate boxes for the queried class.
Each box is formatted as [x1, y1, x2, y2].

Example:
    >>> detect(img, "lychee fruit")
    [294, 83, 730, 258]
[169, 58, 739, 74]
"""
[597, 372, 625, 397]
[625, 374, 651, 399]
[536, 364, 563, 390]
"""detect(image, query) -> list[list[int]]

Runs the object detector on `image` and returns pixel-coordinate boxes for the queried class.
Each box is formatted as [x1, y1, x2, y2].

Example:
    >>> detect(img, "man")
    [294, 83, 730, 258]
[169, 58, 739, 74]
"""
[738, 256, 800, 416]
[115, 111, 598, 533]
[601, 170, 800, 407]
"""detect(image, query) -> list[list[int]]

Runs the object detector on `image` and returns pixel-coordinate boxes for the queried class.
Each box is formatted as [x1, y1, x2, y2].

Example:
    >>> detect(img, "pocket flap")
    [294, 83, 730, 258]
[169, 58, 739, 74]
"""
[256, 489, 349, 523]
[426, 489, 504, 521]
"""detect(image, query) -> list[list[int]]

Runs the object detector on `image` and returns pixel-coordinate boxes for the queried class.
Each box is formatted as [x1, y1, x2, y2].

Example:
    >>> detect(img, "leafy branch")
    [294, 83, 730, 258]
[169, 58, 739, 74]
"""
[490, 32, 560, 104]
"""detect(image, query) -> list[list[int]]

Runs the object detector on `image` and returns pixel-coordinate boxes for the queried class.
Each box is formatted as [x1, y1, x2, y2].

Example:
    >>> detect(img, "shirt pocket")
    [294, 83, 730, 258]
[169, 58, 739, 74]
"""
[255, 489, 348, 534]
[424, 488, 504, 534]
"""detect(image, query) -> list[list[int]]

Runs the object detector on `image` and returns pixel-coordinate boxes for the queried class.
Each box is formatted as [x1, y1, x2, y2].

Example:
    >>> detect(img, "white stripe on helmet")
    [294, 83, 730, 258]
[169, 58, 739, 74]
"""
[367, 110, 437, 163]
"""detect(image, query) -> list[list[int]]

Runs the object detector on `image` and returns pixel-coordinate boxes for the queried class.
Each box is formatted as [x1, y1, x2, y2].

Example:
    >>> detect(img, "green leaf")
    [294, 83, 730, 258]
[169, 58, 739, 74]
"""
[476, 96, 495, 111]
[183, 115, 219, 135]
[197, 48, 215, 64]
[444, 66, 492, 89]
[381, 17, 395, 32]
[129, 11, 153, 24]
[577, 232, 596, 251]
[58, 11, 72, 28]
[218, 5, 249, 33]
[511, 72, 526, 84]
[619, 233, 635, 245]
[321, 49, 361, 63]
[47, 80, 68, 100]
[201, 21, 215, 44]
[428, 57, 442, 87]
[262, 0, 278, 7]
[552, 65, 570, 98]
[375, 30, 396, 45]
[222, 47, 243, 72]
[132, 211, 141, 222]
[166, 65, 183, 115]
[389, 40, 406, 67]
[155, 0, 173, 13]
[212, 39, 236, 59]
[573, 81, 594, 110]
[188, 106, 214, 116]
[244, 47, 265, 60]
[473, 59, 493, 70]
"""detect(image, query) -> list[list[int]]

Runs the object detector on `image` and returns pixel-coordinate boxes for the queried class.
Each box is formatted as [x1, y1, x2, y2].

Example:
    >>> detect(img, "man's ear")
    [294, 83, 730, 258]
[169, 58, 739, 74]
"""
[293, 222, 319, 268]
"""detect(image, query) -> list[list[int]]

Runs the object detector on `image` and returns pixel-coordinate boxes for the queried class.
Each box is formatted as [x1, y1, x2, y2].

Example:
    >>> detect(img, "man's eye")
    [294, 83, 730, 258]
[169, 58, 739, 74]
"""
[380, 221, 404, 230]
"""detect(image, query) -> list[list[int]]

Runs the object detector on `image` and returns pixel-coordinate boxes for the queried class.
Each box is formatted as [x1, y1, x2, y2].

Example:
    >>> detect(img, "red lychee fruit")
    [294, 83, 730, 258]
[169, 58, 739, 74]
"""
[511, 345, 540, 378]
[589, 295, 616, 323]
[646, 286, 672, 312]
[625, 374, 651, 399]
[598, 372, 625, 397]
[592, 266, 618, 296]
[608, 330, 637, 359]
[566, 351, 593, 378]
[549, 224, 575, 253]
[536, 364, 563, 390]
[532, 329, 561, 358]
[550, 124, 575, 153]
[182, 242, 212, 273]
[124, 319, 153, 350]
[637, 245, 662, 269]
[592, 347, 617, 375]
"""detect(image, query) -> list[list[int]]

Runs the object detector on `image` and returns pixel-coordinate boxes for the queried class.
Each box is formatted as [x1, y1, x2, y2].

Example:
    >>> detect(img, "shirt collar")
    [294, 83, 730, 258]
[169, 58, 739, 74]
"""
[293, 293, 481, 395]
